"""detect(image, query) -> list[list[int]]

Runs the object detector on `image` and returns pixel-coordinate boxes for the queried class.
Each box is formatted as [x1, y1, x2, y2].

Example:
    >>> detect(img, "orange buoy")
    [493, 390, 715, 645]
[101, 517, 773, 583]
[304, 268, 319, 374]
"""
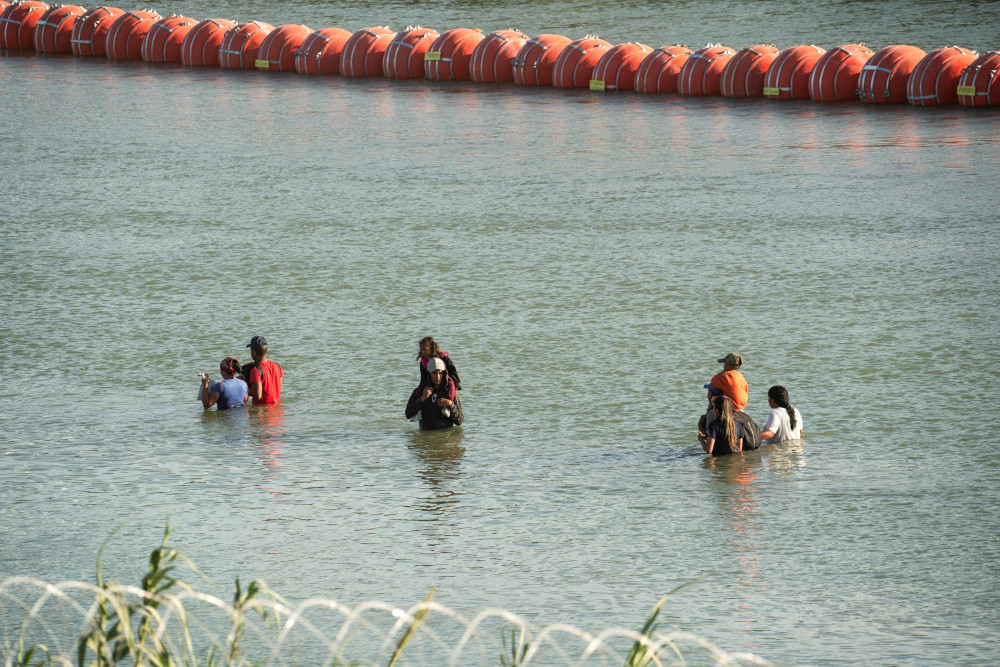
[255, 23, 311, 71]
[908, 46, 978, 106]
[634, 45, 692, 93]
[33, 4, 84, 53]
[294, 27, 352, 75]
[0, 1, 49, 50]
[857, 44, 926, 103]
[180, 19, 235, 67]
[0, 2, 7, 12]
[424, 28, 484, 81]
[957, 51, 1000, 107]
[763, 44, 826, 100]
[105, 9, 161, 61]
[808, 44, 874, 101]
[469, 29, 529, 83]
[382, 26, 437, 79]
[142, 15, 197, 63]
[511, 33, 571, 86]
[218, 21, 274, 70]
[551, 36, 611, 89]
[590, 41, 652, 91]
[340, 26, 395, 77]
[720, 44, 780, 97]
[677, 44, 737, 95]
[71, 6, 124, 57]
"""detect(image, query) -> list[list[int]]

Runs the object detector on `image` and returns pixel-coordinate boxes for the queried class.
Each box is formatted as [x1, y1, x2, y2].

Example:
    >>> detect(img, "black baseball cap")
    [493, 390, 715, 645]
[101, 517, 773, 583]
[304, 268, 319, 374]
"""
[246, 335, 267, 350]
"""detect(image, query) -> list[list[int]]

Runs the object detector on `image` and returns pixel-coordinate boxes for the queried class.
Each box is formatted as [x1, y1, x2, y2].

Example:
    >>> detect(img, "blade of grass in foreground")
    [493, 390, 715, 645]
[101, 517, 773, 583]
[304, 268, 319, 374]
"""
[624, 580, 698, 667]
[386, 587, 435, 667]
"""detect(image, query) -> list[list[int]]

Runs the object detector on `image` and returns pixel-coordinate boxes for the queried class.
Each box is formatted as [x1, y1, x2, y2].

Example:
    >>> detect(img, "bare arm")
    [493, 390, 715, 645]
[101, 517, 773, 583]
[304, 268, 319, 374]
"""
[703, 436, 715, 455]
[248, 369, 263, 401]
[200, 376, 218, 409]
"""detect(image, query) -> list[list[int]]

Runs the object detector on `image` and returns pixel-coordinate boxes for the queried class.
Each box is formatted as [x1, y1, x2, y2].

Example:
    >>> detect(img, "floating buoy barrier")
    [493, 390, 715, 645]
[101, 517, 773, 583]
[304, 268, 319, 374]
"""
[2, 6, 996, 108]
[255, 23, 311, 71]
[763, 44, 826, 100]
[677, 44, 736, 95]
[218, 20, 272, 69]
[180, 18, 233, 67]
[720, 44, 779, 98]
[424, 28, 483, 81]
[340, 25, 394, 77]
[957, 51, 1000, 107]
[590, 41, 652, 91]
[33, 4, 84, 53]
[634, 45, 692, 93]
[469, 29, 528, 83]
[511, 33, 570, 87]
[907, 45, 978, 106]
[551, 36, 610, 89]
[142, 14, 196, 63]
[808, 43, 874, 102]
[70, 6, 123, 57]
[857, 44, 926, 103]
[0, 0, 48, 50]
[382, 26, 437, 79]
[294, 26, 351, 75]
[105, 9, 160, 61]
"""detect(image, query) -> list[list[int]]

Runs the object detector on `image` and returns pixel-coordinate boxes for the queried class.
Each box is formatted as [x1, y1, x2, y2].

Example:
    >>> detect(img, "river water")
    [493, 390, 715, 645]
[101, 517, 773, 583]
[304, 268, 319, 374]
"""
[1, 0, 999, 664]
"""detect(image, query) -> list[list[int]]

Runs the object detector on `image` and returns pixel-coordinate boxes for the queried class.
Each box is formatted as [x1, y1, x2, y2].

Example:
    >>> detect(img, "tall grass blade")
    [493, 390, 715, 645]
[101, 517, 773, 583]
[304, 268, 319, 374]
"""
[500, 624, 530, 667]
[624, 580, 698, 667]
[386, 587, 435, 667]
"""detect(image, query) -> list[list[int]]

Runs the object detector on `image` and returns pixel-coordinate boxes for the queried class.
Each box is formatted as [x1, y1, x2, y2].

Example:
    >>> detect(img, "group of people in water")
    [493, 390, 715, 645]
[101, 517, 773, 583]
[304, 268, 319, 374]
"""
[198, 335, 283, 409]
[198, 337, 803, 455]
[697, 353, 804, 455]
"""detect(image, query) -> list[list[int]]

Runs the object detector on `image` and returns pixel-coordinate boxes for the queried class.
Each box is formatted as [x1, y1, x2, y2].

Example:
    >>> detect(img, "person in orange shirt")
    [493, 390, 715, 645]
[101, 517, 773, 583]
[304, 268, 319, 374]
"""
[707, 353, 748, 411]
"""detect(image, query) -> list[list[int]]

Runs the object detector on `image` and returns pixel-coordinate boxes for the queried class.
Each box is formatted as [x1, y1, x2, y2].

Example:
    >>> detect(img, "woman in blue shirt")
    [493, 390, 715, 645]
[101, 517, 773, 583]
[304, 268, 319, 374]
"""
[199, 357, 249, 409]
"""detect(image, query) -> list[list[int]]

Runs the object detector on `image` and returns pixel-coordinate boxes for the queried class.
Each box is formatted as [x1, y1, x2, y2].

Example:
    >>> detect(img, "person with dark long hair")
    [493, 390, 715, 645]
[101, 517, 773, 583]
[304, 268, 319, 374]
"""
[199, 357, 249, 410]
[417, 336, 461, 390]
[761, 385, 803, 443]
[703, 395, 743, 455]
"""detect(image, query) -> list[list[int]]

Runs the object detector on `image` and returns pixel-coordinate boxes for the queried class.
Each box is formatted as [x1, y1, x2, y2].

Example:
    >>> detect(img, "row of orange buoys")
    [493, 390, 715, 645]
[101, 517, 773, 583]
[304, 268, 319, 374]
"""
[1, 1, 998, 106]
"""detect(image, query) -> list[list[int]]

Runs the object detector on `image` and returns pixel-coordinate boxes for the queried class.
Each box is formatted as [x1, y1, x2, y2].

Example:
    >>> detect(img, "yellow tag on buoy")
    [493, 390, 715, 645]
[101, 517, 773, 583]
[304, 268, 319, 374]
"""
[424, 51, 441, 61]
[589, 80, 606, 91]
[956, 85, 977, 96]
[254, 59, 270, 69]
[762, 87, 780, 96]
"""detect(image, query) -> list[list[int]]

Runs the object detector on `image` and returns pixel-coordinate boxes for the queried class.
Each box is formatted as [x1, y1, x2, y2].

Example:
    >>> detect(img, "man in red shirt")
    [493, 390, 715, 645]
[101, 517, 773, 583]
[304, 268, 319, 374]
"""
[243, 335, 283, 404]
[708, 352, 748, 411]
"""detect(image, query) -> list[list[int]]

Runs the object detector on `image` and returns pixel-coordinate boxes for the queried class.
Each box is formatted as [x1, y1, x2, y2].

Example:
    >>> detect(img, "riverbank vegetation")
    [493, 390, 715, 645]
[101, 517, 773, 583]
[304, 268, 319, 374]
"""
[2, 528, 766, 666]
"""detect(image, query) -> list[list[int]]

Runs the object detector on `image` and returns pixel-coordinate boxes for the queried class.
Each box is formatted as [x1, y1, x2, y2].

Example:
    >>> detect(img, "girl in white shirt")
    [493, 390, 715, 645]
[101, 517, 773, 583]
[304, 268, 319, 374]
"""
[761, 385, 803, 443]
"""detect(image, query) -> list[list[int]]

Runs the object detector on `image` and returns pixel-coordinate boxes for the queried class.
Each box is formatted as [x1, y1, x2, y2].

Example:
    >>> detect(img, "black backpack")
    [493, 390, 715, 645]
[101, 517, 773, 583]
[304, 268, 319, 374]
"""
[241, 360, 281, 401]
[734, 411, 762, 451]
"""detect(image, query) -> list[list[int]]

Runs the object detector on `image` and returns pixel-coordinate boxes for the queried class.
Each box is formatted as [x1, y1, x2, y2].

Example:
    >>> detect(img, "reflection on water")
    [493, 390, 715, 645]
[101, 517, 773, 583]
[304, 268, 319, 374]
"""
[703, 452, 764, 649]
[251, 404, 287, 499]
[764, 439, 807, 476]
[198, 406, 250, 445]
[406, 428, 465, 518]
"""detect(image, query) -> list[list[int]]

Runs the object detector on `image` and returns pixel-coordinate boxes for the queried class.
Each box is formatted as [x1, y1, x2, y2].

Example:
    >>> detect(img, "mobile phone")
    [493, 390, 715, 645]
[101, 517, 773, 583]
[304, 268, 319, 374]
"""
[198, 373, 207, 379]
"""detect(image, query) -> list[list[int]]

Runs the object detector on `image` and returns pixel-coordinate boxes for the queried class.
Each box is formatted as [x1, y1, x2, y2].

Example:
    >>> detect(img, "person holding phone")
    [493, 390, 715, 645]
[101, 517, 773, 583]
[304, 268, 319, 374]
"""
[200, 357, 249, 410]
